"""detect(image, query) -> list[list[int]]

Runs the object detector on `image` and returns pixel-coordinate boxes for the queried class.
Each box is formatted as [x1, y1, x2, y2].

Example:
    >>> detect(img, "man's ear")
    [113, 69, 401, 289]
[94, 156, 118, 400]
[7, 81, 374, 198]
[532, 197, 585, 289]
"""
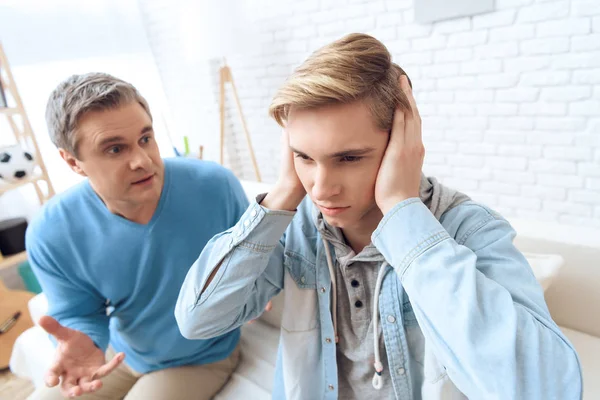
[59, 148, 87, 177]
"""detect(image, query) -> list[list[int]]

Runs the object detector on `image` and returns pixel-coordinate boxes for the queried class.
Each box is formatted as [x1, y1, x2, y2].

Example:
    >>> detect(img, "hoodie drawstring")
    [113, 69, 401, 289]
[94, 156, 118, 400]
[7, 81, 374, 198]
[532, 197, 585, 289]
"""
[371, 261, 388, 390]
[322, 237, 338, 343]
[322, 237, 388, 389]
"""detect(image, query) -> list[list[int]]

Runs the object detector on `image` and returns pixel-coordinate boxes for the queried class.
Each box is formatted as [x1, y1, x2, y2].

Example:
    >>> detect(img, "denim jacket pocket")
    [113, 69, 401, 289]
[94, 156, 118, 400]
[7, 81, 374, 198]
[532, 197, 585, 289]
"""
[281, 250, 319, 332]
[284, 250, 317, 289]
[424, 344, 448, 384]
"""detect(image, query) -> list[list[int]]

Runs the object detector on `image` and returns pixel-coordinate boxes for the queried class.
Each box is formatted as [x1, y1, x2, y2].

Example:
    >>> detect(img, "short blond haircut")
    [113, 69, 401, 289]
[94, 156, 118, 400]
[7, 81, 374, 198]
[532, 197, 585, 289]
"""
[269, 33, 412, 131]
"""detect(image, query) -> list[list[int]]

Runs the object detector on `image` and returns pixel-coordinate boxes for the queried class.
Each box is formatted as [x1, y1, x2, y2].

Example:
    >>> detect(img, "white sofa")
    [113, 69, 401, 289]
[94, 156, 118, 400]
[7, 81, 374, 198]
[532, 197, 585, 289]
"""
[10, 180, 600, 399]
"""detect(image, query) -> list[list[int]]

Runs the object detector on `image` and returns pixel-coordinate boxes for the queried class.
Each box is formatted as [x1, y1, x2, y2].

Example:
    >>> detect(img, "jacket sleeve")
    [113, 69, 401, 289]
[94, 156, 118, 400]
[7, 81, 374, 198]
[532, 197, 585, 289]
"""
[176, 198, 294, 339]
[372, 198, 582, 399]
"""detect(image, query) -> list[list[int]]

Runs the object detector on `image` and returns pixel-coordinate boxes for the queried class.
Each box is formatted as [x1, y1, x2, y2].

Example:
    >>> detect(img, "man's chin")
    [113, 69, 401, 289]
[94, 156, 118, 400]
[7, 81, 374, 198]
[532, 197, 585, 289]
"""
[130, 177, 162, 199]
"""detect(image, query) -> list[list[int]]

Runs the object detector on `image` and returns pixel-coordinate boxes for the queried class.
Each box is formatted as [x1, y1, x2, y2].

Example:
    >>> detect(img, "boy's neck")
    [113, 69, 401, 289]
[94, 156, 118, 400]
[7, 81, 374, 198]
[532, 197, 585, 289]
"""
[341, 205, 383, 254]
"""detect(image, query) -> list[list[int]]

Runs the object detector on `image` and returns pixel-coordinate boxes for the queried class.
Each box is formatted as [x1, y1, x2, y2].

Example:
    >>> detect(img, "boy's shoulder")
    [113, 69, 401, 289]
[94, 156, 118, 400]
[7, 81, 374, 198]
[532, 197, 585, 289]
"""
[440, 200, 513, 246]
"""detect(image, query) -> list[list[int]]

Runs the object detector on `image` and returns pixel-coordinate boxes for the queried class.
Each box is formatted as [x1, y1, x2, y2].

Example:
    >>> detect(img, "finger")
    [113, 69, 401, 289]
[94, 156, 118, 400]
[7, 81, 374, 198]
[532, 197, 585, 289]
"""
[265, 300, 273, 312]
[390, 107, 406, 146]
[45, 361, 64, 387]
[45, 374, 60, 388]
[91, 352, 125, 380]
[281, 129, 294, 168]
[61, 376, 81, 398]
[282, 128, 290, 146]
[68, 386, 83, 398]
[399, 75, 421, 144]
[78, 376, 103, 394]
[400, 75, 421, 132]
[39, 316, 71, 342]
[284, 130, 294, 158]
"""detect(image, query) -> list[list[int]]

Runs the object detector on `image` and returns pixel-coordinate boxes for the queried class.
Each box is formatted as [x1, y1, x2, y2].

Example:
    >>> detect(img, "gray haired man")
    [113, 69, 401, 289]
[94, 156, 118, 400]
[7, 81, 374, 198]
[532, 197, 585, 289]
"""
[26, 73, 248, 399]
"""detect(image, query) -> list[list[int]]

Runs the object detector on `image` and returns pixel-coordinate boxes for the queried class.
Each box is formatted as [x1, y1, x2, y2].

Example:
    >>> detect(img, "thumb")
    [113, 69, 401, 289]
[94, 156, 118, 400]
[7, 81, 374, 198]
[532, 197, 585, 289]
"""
[281, 130, 293, 162]
[39, 316, 72, 342]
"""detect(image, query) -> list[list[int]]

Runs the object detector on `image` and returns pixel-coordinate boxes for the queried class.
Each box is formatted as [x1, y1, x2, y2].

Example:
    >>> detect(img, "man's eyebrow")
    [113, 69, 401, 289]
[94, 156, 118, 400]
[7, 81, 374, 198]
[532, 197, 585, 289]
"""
[97, 126, 153, 147]
[98, 136, 125, 147]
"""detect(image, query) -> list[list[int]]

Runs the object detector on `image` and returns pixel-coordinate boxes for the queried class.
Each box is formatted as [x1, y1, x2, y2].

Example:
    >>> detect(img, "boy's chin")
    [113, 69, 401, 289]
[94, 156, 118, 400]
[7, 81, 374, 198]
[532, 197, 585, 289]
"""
[323, 215, 351, 229]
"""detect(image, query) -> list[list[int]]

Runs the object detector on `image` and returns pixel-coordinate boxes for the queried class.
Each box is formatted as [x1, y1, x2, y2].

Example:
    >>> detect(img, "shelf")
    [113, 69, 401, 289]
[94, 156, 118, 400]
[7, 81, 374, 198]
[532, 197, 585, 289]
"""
[0, 107, 19, 116]
[0, 173, 44, 195]
[0, 250, 28, 271]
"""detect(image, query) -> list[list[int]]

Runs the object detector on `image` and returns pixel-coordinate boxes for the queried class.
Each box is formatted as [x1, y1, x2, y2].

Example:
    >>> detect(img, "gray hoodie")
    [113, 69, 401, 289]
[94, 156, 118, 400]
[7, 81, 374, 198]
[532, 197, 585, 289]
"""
[314, 175, 470, 399]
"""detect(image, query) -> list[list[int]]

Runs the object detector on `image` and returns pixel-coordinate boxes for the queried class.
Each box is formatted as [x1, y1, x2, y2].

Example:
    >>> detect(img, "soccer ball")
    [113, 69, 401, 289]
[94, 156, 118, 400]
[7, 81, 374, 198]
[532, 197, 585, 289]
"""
[0, 145, 36, 183]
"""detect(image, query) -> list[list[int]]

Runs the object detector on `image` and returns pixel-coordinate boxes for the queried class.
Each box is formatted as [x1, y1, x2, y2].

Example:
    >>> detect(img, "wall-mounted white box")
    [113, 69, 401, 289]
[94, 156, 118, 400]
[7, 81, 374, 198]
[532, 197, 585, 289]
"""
[415, 0, 495, 23]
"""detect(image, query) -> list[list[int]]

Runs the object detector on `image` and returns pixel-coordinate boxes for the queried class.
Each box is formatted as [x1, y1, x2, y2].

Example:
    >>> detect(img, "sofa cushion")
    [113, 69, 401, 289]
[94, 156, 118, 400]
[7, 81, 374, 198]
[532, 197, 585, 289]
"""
[215, 320, 279, 399]
[9, 326, 54, 388]
[522, 252, 563, 292]
[511, 219, 600, 338]
[560, 326, 600, 399]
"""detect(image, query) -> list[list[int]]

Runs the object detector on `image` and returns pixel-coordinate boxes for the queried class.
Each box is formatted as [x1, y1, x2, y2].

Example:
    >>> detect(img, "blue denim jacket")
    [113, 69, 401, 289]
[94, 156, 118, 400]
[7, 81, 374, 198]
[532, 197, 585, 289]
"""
[176, 196, 582, 400]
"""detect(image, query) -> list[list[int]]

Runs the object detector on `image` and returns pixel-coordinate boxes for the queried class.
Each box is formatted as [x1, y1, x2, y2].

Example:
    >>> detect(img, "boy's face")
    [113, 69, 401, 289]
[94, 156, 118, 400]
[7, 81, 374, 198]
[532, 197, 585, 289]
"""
[287, 101, 389, 232]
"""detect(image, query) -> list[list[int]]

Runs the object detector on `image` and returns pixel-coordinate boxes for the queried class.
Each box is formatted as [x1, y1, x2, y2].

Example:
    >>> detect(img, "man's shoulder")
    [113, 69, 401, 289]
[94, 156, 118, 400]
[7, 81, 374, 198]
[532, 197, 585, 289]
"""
[26, 181, 91, 246]
[165, 157, 234, 181]
[164, 157, 241, 199]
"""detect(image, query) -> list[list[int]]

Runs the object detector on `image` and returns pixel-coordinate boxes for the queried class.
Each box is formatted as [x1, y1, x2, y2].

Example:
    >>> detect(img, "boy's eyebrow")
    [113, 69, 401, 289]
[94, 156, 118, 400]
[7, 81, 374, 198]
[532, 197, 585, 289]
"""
[328, 148, 376, 158]
[290, 146, 376, 158]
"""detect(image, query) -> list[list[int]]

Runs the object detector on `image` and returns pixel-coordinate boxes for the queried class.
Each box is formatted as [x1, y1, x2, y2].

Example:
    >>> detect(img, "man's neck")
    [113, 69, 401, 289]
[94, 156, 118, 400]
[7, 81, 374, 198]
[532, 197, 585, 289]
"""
[107, 199, 159, 225]
[92, 186, 161, 225]
[341, 206, 383, 254]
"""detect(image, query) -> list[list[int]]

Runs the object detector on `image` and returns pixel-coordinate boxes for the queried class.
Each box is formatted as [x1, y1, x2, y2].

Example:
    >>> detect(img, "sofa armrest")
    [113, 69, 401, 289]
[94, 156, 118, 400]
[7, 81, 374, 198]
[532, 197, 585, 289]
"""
[28, 292, 48, 326]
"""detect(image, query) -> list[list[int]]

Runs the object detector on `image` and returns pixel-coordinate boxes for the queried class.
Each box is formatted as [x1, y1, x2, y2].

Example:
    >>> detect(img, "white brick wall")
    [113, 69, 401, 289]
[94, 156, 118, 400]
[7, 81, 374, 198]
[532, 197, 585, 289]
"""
[140, 0, 600, 228]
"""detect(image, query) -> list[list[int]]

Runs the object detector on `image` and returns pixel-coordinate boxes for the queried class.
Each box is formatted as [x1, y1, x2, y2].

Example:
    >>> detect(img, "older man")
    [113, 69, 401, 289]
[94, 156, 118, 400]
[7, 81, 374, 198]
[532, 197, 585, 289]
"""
[26, 72, 247, 399]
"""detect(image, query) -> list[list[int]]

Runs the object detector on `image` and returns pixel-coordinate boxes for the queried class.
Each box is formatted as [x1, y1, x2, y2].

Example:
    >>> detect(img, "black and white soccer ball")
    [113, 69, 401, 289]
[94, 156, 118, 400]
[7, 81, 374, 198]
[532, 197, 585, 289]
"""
[0, 145, 36, 183]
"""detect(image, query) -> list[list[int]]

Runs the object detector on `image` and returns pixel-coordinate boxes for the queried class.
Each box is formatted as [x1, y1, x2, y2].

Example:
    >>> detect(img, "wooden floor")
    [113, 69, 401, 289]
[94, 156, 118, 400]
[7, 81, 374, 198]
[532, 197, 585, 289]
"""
[0, 369, 35, 399]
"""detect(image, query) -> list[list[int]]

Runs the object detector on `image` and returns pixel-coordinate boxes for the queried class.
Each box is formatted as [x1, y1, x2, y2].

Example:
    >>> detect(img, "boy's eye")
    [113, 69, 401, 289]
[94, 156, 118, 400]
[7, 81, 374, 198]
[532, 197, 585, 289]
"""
[295, 153, 311, 160]
[340, 155, 362, 162]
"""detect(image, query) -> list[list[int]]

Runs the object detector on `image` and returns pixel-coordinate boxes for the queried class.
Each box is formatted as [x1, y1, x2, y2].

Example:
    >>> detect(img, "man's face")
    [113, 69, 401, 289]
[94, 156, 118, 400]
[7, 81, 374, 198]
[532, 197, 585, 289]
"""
[287, 101, 389, 231]
[61, 102, 164, 209]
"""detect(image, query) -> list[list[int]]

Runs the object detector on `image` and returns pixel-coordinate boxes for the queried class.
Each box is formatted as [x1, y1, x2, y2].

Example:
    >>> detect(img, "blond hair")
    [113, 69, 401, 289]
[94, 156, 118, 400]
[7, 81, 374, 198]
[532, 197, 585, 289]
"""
[269, 33, 412, 131]
[46, 72, 152, 157]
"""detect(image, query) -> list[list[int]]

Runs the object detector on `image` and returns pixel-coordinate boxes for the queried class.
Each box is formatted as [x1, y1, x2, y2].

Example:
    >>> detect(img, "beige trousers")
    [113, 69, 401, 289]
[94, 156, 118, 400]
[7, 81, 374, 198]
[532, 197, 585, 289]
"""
[28, 345, 240, 400]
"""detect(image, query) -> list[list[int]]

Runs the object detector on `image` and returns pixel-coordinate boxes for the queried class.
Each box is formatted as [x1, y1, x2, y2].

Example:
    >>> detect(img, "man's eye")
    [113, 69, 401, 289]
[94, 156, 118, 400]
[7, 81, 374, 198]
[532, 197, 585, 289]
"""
[340, 155, 362, 162]
[141, 136, 151, 144]
[108, 146, 121, 154]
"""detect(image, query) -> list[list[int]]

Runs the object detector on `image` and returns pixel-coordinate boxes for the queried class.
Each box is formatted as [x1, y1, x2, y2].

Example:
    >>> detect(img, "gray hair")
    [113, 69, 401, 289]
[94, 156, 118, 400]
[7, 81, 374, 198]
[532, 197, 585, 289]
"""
[45, 72, 152, 157]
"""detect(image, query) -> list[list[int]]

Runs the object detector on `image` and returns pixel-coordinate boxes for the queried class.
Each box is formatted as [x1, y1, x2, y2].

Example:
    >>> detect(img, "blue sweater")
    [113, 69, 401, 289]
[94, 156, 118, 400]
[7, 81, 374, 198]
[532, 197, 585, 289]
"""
[25, 158, 248, 373]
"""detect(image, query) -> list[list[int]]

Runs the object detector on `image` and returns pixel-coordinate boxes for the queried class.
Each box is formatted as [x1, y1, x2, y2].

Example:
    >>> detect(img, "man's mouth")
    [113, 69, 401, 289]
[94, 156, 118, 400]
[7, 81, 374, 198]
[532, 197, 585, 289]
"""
[132, 174, 155, 185]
